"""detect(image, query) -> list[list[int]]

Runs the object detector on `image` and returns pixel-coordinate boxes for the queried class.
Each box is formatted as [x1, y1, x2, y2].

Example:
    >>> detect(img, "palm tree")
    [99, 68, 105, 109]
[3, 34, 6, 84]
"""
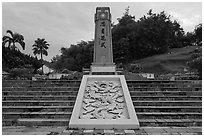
[32, 38, 50, 74]
[2, 30, 25, 50]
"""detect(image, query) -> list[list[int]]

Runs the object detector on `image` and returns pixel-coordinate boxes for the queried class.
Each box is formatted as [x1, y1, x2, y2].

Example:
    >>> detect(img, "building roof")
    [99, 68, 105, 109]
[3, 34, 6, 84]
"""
[2, 71, 9, 75]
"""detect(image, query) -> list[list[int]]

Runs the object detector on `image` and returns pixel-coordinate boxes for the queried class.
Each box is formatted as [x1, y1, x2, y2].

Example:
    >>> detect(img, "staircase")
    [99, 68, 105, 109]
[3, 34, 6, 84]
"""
[2, 80, 202, 128]
[127, 80, 202, 127]
[2, 80, 80, 126]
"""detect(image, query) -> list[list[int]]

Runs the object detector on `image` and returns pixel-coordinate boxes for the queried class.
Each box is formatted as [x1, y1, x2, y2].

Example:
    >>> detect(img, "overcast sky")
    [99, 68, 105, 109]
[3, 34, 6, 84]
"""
[2, 2, 202, 61]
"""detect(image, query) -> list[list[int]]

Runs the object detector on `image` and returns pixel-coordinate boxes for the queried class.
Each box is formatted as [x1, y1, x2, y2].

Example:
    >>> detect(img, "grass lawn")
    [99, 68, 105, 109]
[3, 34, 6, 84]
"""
[132, 46, 198, 74]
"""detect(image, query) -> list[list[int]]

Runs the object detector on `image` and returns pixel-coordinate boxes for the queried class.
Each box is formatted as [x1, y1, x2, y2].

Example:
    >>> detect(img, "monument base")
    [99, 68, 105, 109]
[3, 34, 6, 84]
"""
[91, 64, 116, 74]
[69, 75, 140, 130]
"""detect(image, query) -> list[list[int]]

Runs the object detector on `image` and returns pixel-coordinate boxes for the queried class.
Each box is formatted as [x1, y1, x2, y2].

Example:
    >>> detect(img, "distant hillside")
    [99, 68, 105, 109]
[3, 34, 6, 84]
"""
[132, 46, 198, 74]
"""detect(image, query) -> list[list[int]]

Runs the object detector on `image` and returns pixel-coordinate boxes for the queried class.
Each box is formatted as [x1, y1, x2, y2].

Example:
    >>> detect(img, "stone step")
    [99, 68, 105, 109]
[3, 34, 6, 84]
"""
[3, 111, 201, 120]
[130, 91, 202, 96]
[2, 95, 77, 101]
[2, 100, 201, 106]
[29, 81, 80, 87]
[2, 118, 202, 127]
[2, 95, 202, 101]
[133, 100, 201, 106]
[135, 106, 202, 113]
[3, 83, 201, 88]
[131, 96, 202, 100]
[2, 106, 73, 113]
[2, 100, 76, 106]
[2, 84, 80, 88]
[3, 87, 201, 91]
[3, 91, 78, 96]
[2, 106, 73, 109]
[136, 112, 202, 119]
[2, 118, 69, 126]
[2, 80, 81, 87]
[3, 90, 202, 97]
[127, 84, 202, 88]
[139, 119, 202, 127]
[127, 83, 201, 87]
[3, 90, 202, 93]
[2, 87, 79, 91]
[3, 100, 201, 103]
[2, 111, 72, 115]
[128, 87, 201, 91]
[3, 105, 201, 113]
[3, 111, 201, 116]
[135, 106, 202, 109]
[2, 112, 72, 119]
[126, 80, 201, 84]
[3, 80, 201, 86]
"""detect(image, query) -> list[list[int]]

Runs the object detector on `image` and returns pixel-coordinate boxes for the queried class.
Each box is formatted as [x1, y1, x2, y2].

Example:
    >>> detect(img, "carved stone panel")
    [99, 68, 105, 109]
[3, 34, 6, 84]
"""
[79, 80, 130, 120]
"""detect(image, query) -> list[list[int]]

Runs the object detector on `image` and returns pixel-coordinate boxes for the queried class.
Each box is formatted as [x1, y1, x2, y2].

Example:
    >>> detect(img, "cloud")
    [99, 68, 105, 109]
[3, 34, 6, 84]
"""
[169, 11, 201, 31]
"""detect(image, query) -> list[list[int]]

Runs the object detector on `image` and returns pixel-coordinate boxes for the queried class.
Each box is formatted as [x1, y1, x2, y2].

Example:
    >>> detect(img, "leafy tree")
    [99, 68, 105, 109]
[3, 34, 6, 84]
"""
[32, 38, 50, 74]
[187, 47, 202, 79]
[194, 23, 202, 46]
[2, 30, 25, 50]
[9, 68, 34, 79]
[182, 23, 202, 47]
[52, 40, 93, 72]
[2, 46, 41, 73]
[112, 9, 185, 64]
[182, 32, 195, 47]
[117, 6, 136, 26]
[186, 24, 202, 79]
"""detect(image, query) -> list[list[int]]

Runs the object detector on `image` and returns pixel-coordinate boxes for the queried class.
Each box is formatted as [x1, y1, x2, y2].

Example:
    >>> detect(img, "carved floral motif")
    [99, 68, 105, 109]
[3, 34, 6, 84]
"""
[79, 81, 129, 119]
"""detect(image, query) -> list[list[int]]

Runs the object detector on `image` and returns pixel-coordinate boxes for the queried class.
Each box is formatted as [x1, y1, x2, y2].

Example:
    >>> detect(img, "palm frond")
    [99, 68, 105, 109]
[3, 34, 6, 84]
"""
[32, 47, 39, 51]
[33, 50, 41, 55]
[2, 39, 10, 47]
[42, 50, 48, 56]
[6, 30, 14, 38]
[2, 36, 11, 41]
[18, 41, 25, 50]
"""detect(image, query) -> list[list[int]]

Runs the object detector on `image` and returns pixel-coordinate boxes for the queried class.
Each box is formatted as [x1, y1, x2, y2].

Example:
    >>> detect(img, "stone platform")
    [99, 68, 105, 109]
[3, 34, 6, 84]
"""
[2, 126, 202, 135]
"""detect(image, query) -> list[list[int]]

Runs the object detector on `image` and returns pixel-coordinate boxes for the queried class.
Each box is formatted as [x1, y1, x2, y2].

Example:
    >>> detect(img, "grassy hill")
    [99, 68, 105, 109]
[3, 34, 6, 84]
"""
[131, 46, 198, 74]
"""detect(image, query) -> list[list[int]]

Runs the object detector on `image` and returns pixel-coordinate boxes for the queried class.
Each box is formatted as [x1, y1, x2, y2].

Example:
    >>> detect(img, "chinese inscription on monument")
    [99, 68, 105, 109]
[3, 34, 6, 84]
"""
[92, 7, 115, 66]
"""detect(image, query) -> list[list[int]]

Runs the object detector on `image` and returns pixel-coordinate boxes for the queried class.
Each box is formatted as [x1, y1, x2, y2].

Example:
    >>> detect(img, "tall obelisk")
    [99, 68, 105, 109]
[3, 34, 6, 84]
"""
[69, 7, 140, 130]
[91, 7, 116, 74]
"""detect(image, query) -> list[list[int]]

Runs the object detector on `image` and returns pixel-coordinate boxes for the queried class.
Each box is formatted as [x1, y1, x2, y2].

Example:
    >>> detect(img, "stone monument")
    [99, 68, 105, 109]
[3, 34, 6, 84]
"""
[69, 7, 139, 129]
[91, 7, 116, 74]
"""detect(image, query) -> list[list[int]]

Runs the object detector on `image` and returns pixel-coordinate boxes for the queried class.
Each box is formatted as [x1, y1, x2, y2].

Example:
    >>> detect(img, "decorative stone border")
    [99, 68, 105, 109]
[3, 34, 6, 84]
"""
[69, 75, 140, 129]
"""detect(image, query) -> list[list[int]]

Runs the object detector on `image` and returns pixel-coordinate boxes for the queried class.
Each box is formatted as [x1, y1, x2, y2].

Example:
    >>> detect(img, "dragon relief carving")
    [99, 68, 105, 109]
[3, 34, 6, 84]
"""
[79, 81, 129, 119]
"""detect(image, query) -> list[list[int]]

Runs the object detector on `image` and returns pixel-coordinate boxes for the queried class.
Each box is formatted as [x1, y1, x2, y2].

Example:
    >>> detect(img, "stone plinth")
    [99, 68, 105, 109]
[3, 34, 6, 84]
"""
[69, 75, 140, 129]
[91, 65, 116, 73]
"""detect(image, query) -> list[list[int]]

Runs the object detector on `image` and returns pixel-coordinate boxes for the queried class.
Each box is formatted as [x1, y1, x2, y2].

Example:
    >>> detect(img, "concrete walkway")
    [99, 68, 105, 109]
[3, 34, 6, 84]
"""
[2, 126, 202, 135]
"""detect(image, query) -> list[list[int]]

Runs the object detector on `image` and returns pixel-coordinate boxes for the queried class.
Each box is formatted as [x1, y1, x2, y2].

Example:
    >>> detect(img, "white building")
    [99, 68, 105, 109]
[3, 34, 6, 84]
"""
[38, 64, 55, 74]
[140, 73, 155, 79]
[48, 72, 70, 79]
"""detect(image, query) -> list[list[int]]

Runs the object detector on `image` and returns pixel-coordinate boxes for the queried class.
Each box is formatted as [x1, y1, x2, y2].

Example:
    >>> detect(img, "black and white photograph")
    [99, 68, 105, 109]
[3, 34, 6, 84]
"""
[2, 1, 202, 135]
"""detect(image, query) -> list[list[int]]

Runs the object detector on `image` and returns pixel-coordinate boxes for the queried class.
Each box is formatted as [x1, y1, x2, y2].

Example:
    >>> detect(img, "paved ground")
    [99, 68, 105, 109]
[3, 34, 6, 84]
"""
[2, 126, 202, 135]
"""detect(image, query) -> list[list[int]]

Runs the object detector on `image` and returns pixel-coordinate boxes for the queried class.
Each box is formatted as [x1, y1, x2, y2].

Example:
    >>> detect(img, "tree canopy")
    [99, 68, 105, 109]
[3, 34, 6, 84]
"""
[51, 40, 94, 72]
[112, 9, 185, 64]
[2, 46, 42, 72]
[52, 9, 200, 72]
[2, 30, 25, 50]
[32, 38, 50, 60]
[2, 30, 42, 78]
